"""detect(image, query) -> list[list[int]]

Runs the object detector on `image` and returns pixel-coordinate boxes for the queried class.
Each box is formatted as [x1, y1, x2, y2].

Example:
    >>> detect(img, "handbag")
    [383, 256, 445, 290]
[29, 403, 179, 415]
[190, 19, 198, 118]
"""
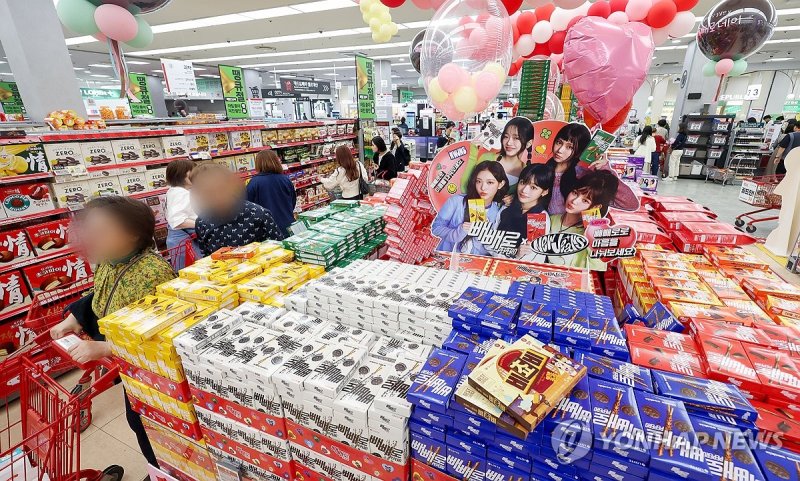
[357, 162, 370, 196]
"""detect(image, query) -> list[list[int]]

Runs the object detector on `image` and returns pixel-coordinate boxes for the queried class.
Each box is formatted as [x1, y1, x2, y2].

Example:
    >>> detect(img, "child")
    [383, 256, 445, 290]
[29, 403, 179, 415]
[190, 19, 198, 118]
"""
[496, 116, 535, 190]
[192, 163, 285, 256]
[431, 160, 509, 256]
[497, 163, 554, 259]
[547, 170, 619, 271]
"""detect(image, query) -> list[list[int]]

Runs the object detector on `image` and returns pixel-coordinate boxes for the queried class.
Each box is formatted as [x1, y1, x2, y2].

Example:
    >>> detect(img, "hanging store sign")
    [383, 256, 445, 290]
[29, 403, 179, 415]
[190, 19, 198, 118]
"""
[218, 65, 248, 119]
[127, 73, 154, 117]
[263, 89, 299, 99]
[0, 82, 25, 115]
[355, 55, 375, 120]
[279, 78, 331, 95]
[161, 59, 198, 96]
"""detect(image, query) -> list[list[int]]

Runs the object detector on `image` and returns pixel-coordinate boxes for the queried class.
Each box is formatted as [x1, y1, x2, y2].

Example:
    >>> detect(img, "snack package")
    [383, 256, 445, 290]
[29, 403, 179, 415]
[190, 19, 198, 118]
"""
[526, 213, 548, 241]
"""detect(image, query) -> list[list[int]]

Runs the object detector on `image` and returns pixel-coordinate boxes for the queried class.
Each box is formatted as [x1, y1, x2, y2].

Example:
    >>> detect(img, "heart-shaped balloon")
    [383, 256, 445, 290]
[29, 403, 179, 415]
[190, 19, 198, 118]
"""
[563, 17, 653, 124]
[584, 99, 632, 134]
[584, 218, 638, 263]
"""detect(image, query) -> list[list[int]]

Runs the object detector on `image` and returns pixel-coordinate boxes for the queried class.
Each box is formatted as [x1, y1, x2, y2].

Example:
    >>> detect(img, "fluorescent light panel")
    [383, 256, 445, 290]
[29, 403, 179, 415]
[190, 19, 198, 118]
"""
[235, 42, 411, 66]
[126, 61, 151, 65]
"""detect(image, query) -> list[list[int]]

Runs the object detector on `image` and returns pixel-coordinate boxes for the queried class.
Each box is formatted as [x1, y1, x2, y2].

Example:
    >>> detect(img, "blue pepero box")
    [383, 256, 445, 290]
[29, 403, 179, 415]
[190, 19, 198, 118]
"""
[479, 293, 520, 330]
[411, 406, 454, 428]
[651, 370, 757, 423]
[486, 461, 530, 481]
[590, 451, 649, 479]
[448, 287, 491, 323]
[442, 331, 484, 354]
[408, 348, 467, 414]
[587, 317, 630, 361]
[543, 374, 592, 443]
[575, 351, 653, 393]
[686, 417, 766, 481]
[589, 378, 649, 464]
[411, 432, 447, 471]
[643, 301, 684, 333]
[409, 419, 446, 442]
[446, 445, 487, 481]
[446, 429, 487, 458]
[517, 300, 554, 343]
[554, 307, 592, 350]
[754, 445, 800, 481]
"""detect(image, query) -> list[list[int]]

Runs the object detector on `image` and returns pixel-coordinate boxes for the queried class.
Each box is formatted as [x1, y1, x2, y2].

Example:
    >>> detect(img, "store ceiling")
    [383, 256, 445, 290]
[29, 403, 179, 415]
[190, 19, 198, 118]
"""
[7, 0, 800, 90]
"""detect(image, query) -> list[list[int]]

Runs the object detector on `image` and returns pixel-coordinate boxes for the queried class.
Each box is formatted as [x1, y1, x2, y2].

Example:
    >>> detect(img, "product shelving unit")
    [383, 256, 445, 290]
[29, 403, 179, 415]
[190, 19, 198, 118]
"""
[679, 114, 735, 179]
[726, 122, 768, 179]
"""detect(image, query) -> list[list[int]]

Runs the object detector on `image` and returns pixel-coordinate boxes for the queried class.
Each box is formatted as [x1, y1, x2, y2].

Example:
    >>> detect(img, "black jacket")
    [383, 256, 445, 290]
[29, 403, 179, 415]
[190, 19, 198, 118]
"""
[392, 143, 410, 171]
[374, 152, 397, 180]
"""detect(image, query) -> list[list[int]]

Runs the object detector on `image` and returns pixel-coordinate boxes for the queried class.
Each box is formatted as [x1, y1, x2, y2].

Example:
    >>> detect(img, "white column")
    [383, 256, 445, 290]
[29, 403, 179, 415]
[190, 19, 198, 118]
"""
[374, 60, 393, 122]
[671, 41, 719, 129]
[0, 0, 85, 119]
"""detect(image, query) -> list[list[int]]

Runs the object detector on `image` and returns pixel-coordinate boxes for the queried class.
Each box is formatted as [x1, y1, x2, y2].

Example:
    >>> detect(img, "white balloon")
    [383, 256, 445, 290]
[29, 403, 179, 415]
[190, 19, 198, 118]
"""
[532, 20, 553, 44]
[651, 26, 669, 46]
[625, 0, 652, 21]
[608, 11, 629, 24]
[553, 0, 585, 8]
[515, 34, 536, 57]
[550, 8, 571, 31]
[667, 11, 696, 38]
[576, 1, 591, 15]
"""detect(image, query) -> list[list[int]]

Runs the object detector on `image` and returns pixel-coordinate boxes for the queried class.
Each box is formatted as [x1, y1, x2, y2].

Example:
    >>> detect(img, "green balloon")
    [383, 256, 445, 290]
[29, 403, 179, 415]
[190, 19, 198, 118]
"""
[702, 62, 716, 77]
[729, 59, 748, 77]
[56, 0, 99, 36]
[126, 16, 153, 48]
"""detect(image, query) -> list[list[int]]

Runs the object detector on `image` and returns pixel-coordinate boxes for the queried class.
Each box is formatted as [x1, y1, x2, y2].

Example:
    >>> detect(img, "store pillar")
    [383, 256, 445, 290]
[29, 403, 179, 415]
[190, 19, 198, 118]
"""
[374, 60, 392, 121]
[670, 41, 718, 130]
[0, 0, 86, 120]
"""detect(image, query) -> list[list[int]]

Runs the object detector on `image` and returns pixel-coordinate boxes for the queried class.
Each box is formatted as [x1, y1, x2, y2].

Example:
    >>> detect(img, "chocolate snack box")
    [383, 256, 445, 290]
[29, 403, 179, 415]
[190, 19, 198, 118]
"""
[0, 183, 55, 218]
[516, 300, 554, 342]
[651, 371, 757, 422]
[633, 390, 710, 478]
[642, 302, 685, 332]
[754, 445, 800, 481]
[468, 334, 586, 432]
[668, 301, 772, 326]
[0, 270, 31, 316]
[688, 417, 766, 481]
[407, 348, 467, 414]
[629, 344, 706, 378]
[743, 345, 800, 404]
[448, 287, 491, 324]
[624, 324, 698, 354]
[697, 334, 763, 399]
[22, 253, 91, 292]
[478, 293, 520, 330]
[553, 307, 592, 349]
[588, 378, 648, 463]
[690, 320, 771, 346]
[575, 351, 653, 392]
[757, 324, 800, 355]
[543, 373, 592, 452]
[78, 141, 115, 167]
[0, 228, 34, 264]
[743, 277, 800, 302]
[587, 317, 629, 361]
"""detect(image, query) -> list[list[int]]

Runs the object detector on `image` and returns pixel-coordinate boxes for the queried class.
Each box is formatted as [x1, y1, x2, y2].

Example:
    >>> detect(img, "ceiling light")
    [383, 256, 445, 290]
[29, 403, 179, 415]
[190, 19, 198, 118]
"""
[765, 38, 800, 45]
[271, 66, 356, 73]
[73, 67, 85, 70]
[89, 63, 112, 68]
[236, 42, 411, 67]
[0, 73, 13, 77]
[764, 57, 793, 62]
[654, 45, 688, 51]
[152, 69, 164, 73]
[406, 69, 417, 72]
[0, 61, 7, 65]
[126, 60, 150, 65]
[293, 0, 356, 13]
[671, 39, 681, 44]
[200, 74, 220, 78]
[90, 74, 110, 78]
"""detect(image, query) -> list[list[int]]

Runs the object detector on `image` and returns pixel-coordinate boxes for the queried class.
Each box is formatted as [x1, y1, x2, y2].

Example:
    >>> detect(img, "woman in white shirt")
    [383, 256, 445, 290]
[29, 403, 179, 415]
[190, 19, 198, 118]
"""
[165, 159, 201, 268]
[321, 145, 368, 200]
[633, 125, 657, 172]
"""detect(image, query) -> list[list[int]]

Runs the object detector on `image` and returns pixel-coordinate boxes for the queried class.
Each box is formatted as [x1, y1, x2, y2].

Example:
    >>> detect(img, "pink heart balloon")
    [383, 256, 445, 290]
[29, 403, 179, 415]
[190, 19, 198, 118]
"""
[562, 17, 653, 124]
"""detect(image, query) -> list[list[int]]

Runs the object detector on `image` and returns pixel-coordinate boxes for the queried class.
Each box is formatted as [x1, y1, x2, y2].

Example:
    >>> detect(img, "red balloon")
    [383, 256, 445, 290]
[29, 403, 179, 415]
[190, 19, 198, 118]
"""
[502, 0, 523, 15]
[530, 42, 551, 58]
[380, 0, 405, 6]
[585, 100, 632, 133]
[512, 21, 520, 43]
[609, 0, 628, 12]
[587, 0, 611, 18]
[673, 0, 699, 11]
[566, 15, 584, 30]
[509, 59, 523, 77]
[517, 11, 537, 35]
[647, 0, 677, 28]
[548, 31, 567, 54]
[534, 3, 555, 21]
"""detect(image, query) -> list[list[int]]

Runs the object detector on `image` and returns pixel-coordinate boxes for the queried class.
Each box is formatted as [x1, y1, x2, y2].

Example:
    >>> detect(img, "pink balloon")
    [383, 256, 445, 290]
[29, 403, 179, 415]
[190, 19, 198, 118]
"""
[651, 26, 669, 46]
[411, 0, 432, 8]
[469, 27, 488, 49]
[607, 10, 629, 24]
[485, 15, 506, 41]
[624, 0, 652, 21]
[667, 11, 695, 38]
[715, 58, 734, 76]
[94, 4, 138, 42]
[563, 17, 654, 124]
[93, 32, 108, 42]
[438, 63, 470, 93]
[475, 71, 502, 101]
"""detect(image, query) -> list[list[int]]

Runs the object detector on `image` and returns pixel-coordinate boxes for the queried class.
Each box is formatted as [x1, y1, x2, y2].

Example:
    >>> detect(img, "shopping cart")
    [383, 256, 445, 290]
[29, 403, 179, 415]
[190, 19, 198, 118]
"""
[161, 237, 197, 272]
[735, 174, 784, 233]
[0, 331, 123, 481]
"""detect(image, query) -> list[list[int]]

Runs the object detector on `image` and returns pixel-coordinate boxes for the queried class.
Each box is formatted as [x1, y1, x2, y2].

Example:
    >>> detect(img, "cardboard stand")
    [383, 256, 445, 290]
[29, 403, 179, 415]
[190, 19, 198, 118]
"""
[765, 149, 800, 256]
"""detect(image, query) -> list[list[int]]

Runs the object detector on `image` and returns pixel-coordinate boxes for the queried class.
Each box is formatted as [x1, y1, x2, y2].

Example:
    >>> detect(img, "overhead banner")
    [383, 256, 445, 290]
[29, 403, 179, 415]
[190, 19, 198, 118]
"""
[428, 118, 639, 271]
[355, 55, 375, 120]
[161, 59, 198, 96]
[0, 82, 25, 115]
[279, 78, 331, 95]
[263, 89, 299, 99]
[400, 90, 413, 103]
[127, 73, 154, 117]
[218, 65, 248, 119]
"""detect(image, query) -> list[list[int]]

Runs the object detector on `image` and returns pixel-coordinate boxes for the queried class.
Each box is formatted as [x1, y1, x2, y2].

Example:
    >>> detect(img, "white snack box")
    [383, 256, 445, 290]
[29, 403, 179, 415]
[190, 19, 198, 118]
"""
[304, 344, 368, 398]
[51, 180, 89, 210]
[117, 172, 149, 196]
[186, 133, 211, 153]
[86, 177, 123, 198]
[78, 141, 115, 169]
[45, 142, 88, 175]
[240, 332, 305, 390]
[145, 167, 167, 190]
[173, 309, 244, 356]
[160, 136, 188, 157]
[110, 138, 143, 163]
[139, 138, 164, 161]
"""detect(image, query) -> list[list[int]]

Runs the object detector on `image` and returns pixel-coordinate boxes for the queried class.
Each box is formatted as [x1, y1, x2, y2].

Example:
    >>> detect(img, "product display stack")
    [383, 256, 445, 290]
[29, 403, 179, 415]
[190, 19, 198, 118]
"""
[380, 162, 439, 264]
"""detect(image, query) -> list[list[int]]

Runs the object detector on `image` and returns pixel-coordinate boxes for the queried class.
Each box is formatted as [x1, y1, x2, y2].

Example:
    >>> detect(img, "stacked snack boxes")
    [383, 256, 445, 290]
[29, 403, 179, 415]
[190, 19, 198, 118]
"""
[285, 204, 386, 268]
[382, 163, 439, 264]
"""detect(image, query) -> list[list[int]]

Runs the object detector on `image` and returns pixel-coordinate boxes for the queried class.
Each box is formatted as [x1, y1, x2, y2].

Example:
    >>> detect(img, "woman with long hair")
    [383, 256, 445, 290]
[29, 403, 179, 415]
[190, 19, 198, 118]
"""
[497, 163, 554, 260]
[390, 128, 410, 172]
[246, 150, 296, 236]
[321, 145, 368, 200]
[431, 160, 509, 255]
[372, 136, 397, 180]
[496, 117, 535, 190]
[633, 125, 657, 173]
[544, 123, 591, 215]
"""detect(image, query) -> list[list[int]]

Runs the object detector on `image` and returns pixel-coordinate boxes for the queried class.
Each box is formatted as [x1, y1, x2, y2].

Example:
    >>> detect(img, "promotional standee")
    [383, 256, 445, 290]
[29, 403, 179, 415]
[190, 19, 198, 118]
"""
[765, 149, 800, 256]
[429, 118, 638, 271]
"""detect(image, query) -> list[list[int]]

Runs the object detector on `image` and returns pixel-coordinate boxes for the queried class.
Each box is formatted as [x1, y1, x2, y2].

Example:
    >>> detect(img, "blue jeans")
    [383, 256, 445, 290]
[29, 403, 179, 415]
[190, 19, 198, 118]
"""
[166, 228, 201, 270]
[651, 152, 660, 175]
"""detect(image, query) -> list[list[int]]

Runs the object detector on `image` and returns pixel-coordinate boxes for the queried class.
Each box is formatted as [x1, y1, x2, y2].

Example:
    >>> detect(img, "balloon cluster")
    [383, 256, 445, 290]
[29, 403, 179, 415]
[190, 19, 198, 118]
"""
[56, 0, 167, 48]
[697, 0, 776, 79]
[508, 0, 698, 76]
[421, 0, 513, 120]
[360, 0, 399, 43]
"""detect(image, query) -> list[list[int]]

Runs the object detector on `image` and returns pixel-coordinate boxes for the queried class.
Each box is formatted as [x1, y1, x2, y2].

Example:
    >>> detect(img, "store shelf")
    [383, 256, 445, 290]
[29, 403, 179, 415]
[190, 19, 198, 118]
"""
[39, 129, 180, 142]
[0, 172, 55, 184]
[0, 208, 70, 228]
[0, 136, 49, 146]
[129, 187, 168, 199]
[0, 246, 79, 276]
[85, 147, 264, 172]
[299, 197, 330, 211]
[269, 139, 324, 149]
[293, 179, 321, 190]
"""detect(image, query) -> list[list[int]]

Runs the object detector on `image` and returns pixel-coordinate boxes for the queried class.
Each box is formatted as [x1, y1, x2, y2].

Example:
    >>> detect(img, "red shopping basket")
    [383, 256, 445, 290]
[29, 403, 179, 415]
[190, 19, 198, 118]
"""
[24, 278, 95, 335]
[0, 332, 123, 481]
[161, 238, 197, 272]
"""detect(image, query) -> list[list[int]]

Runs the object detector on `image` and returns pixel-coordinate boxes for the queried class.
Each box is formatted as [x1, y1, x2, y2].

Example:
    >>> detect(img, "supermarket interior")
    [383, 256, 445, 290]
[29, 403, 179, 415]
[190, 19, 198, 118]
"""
[2, 1, 800, 481]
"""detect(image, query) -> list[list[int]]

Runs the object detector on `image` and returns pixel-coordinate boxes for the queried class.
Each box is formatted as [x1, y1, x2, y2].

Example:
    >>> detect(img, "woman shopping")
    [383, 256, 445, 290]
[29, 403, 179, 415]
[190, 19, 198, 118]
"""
[50, 196, 176, 468]
[633, 126, 657, 174]
[165, 159, 201, 269]
[390, 129, 410, 172]
[372, 136, 397, 180]
[246, 150, 297, 237]
[321, 145, 369, 201]
[665, 124, 687, 181]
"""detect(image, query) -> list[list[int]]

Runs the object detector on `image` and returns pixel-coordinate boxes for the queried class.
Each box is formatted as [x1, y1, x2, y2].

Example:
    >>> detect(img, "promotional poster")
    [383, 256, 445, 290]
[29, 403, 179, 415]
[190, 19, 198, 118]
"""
[428, 118, 639, 271]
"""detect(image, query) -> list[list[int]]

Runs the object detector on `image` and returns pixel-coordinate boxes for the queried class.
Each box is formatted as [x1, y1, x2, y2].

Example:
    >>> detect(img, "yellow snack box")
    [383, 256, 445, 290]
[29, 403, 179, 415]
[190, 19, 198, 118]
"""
[195, 293, 239, 310]
[178, 280, 237, 303]
[208, 262, 262, 285]
[127, 298, 197, 340]
[156, 277, 193, 298]
[156, 307, 216, 343]
[251, 248, 294, 267]
[219, 242, 261, 259]
[237, 276, 281, 303]
[257, 242, 281, 255]
[179, 259, 237, 281]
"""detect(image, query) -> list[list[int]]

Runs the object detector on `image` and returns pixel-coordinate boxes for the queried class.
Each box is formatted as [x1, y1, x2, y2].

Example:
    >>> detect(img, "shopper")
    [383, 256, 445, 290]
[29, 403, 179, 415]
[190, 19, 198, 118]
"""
[652, 130, 667, 176]
[431, 160, 509, 256]
[246, 150, 297, 236]
[545, 123, 592, 215]
[547, 170, 619, 271]
[372, 136, 397, 180]
[165, 159, 201, 269]
[321, 145, 368, 200]
[437, 121, 456, 148]
[390, 128, 410, 172]
[192, 163, 285, 256]
[763, 115, 772, 124]
[398, 117, 409, 135]
[50, 196, 175, 469]
[497, 163, 554, 260]
[666, 123, 687, 181]
[633, 126, 657, 173]
[497, 116, 535, 191]
[774, 122, 800, 175]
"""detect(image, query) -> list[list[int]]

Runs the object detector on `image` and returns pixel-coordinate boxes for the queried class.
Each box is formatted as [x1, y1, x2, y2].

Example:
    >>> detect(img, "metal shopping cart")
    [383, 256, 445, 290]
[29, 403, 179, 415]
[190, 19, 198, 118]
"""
[0, 331, 122, 481]
[735, 174, 784, 233]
